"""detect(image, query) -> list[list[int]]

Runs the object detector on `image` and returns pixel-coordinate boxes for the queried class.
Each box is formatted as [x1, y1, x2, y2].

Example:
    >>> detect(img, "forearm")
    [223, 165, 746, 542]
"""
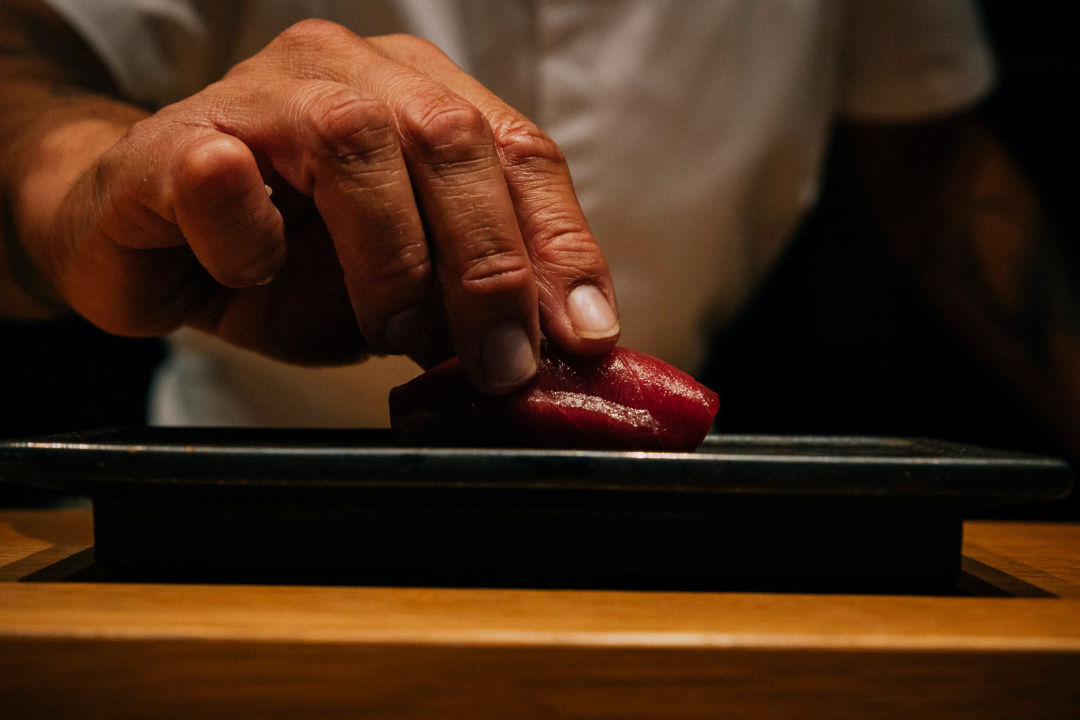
[843, 116, 1080, 454]
[0, 0, 145, 319]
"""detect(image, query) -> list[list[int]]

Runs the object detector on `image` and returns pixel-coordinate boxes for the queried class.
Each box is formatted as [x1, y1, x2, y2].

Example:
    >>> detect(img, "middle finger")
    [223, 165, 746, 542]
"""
[393, 80, 540, 394]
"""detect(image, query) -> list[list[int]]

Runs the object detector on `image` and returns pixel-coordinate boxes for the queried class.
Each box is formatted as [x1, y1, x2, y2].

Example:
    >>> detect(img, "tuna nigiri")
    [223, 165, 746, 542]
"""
[390, 342, 718, 451]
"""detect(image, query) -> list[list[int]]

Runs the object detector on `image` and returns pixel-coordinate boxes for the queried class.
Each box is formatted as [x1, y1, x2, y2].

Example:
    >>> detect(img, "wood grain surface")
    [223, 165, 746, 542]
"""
[0, 508, 93, 581]
[1, 510, 1078, 719]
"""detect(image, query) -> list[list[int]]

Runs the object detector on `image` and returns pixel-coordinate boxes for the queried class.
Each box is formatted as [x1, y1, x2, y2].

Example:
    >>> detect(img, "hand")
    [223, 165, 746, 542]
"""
[21, 20, 619, 393]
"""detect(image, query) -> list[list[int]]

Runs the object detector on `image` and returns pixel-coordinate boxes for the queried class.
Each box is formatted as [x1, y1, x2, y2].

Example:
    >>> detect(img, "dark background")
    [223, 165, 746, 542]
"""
[700, 1, 1080, 517]
[2, 2, 1077, 514]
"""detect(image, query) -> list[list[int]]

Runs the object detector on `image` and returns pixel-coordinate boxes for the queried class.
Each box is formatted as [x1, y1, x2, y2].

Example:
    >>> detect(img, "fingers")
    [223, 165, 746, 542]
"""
[397, 89, 539, 392]
[367, 35, 620, 356]
[168, 131, 287, 288]
[276, 83, 434, 358]
[224, 62, 543, 391]
[296, 77, 540, 392]
[189, 24, 615, 392]
[492, 120, 620, 354]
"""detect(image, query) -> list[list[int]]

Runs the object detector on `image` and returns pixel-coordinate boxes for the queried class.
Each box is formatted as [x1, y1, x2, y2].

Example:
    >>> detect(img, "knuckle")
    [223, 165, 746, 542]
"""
[274, 18, 357, 52]
[404, 95, 492, 161]
[265, 20, 371, 81]
[492, 117, 565, 170]
[536, 241, 608, 282]
[303, 86, 398, 162]
[364, 239, 432, 287]
[456, 246, 532, 296]
[173, 137, 251, 204]
[524, 208, 596, 256]
[519, 205, 608, 282]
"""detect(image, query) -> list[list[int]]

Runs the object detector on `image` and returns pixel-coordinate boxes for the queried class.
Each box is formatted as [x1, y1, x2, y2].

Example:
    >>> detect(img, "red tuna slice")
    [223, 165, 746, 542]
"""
[389, 342, 719, 451]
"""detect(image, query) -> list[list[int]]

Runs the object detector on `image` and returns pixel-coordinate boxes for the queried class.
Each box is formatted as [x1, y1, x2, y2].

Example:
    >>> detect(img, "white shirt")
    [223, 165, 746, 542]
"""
[45, 0, 994, 427]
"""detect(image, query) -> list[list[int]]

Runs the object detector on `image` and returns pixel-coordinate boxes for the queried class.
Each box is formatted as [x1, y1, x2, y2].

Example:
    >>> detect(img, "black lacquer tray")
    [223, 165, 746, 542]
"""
[0, 428, 1072, 591]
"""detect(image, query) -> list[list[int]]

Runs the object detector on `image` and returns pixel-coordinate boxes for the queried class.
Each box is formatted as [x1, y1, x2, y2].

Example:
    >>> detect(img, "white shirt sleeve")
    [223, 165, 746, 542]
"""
[839, 0, 995, 122]
[42, 0, 211, 108]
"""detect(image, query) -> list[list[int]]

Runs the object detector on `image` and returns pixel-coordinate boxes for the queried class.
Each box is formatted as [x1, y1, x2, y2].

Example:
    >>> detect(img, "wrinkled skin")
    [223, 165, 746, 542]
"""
[390, 342, 719, 451]
[5, 17, 619, 395]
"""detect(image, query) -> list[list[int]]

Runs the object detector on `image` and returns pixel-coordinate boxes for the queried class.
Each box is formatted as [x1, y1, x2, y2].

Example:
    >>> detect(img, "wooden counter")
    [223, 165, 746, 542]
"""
[1, 508, 1078, 718]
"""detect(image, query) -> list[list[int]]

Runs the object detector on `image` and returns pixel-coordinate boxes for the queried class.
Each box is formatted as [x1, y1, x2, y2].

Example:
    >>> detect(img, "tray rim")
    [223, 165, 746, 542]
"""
[0, 427, 1072, 506]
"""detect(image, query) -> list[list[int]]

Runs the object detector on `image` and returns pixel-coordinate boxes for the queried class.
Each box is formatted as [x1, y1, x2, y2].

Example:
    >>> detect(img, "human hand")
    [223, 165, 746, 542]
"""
[19, 21, 619, 393]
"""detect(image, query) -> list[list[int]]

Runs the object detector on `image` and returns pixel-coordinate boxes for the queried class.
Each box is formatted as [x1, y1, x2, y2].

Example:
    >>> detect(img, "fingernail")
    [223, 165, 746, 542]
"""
[566, 284, 619, 339]
[385, 305, 426, 355]
[255, 274, 275, 286]
[481, 321, 536, 392]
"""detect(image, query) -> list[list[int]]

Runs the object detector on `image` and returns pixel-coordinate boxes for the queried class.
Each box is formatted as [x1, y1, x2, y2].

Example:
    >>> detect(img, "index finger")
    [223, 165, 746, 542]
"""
[234, 24, 545, 394]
